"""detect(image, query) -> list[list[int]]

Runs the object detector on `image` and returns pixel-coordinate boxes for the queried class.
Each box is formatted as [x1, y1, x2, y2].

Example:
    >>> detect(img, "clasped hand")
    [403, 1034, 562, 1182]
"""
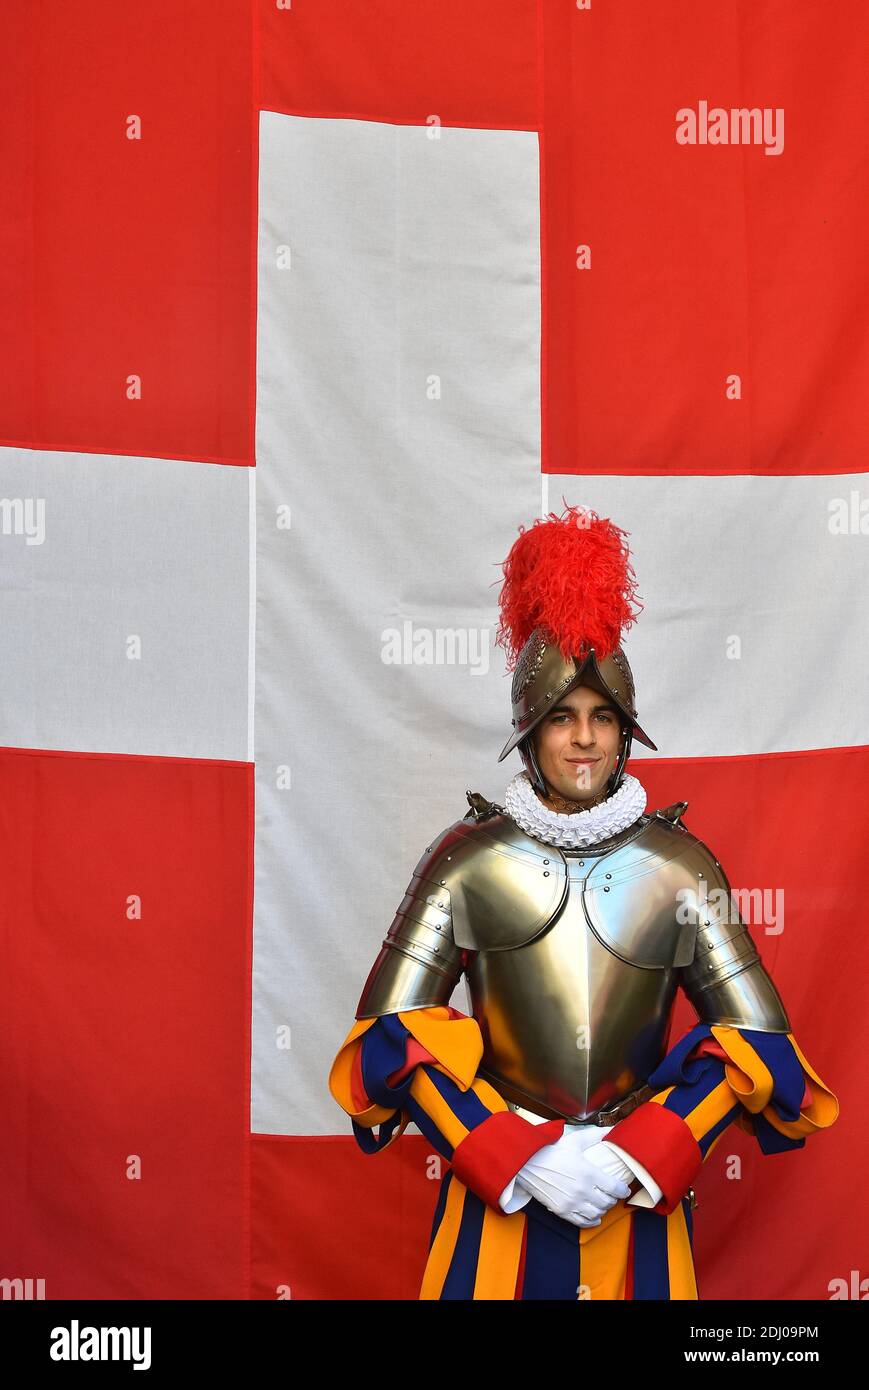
[515, 1124, 632, 1228]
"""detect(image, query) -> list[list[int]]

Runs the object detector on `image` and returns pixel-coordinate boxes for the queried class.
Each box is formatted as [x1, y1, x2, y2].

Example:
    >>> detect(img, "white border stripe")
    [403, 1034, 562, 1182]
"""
[247, 463, 257, 764]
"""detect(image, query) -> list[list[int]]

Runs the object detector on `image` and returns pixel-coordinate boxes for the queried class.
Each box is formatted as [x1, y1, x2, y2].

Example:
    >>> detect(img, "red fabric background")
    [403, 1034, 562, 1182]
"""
[0, 748, 252, 1298]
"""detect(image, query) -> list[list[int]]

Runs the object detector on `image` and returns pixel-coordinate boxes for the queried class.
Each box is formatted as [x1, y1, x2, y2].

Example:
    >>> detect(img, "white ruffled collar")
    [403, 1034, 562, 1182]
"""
[503, 770, 647, 848]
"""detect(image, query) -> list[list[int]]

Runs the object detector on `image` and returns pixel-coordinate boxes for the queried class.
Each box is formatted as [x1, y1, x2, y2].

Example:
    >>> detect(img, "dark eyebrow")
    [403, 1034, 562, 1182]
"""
[549, 702, 618, 716]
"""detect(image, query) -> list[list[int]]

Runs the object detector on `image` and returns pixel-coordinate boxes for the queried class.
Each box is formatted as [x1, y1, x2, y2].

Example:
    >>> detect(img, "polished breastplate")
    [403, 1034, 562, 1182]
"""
[463, 819, 696, 1123]
[355, 795, 791, 1103]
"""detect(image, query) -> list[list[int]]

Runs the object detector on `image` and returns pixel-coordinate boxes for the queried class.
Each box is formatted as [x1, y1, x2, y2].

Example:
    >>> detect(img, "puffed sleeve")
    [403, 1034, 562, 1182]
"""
[603, 1022, 838, 1215]
[602, 837, 839, 1215]
[329, 1004, 566, 1211]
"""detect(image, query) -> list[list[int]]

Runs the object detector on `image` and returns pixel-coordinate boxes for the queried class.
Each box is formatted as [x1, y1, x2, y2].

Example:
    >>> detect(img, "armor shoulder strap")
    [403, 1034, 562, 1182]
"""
[675, 830, 791, 1031]
[464, 789, 501, 821]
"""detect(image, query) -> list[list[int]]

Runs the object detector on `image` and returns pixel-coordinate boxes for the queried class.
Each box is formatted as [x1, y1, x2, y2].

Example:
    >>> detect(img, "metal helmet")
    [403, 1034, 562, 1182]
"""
[494, 505, 656, 798]
[497, 629, 657, 796]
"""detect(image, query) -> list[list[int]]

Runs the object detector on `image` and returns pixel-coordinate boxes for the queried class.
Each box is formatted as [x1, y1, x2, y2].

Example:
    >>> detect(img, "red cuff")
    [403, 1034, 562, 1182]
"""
[450, 1111, 565, 1212]
[605, 1103, 701, 1215]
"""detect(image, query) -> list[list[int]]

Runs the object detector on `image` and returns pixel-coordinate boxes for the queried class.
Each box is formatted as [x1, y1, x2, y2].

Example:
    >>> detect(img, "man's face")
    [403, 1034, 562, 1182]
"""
[531, 684, 625, 802]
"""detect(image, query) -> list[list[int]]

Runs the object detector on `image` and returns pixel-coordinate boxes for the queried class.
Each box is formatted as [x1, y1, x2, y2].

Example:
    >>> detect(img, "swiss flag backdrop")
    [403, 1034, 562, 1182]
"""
[1, 0, 866, 1301]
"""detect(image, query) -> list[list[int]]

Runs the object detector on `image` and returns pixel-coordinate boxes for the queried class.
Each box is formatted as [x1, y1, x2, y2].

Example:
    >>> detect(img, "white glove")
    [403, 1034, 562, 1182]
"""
[594, 1138, 664, 1208]
[559, 1137, 665, 1209]
[583, 1138, 635, 1185]
[508, 1124, 632, 1228]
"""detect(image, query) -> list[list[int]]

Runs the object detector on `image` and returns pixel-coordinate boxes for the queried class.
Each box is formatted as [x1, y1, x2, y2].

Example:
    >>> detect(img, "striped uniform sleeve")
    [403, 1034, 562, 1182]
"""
[603, 1023, 840, 1216]
[328, 1004, 565, 1212]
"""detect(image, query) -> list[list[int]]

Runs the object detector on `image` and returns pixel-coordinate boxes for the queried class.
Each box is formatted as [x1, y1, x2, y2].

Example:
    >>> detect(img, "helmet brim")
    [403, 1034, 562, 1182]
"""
[498, 654, 658, 760]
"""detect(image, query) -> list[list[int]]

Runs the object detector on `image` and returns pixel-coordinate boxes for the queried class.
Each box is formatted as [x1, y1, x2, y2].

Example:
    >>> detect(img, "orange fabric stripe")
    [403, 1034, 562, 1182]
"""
[709, 1026, 774, 1112]
[409, 1066, 473, 1150]
[666, 1203, 699, 1299]
[419, 1175, 466, 1299]
[327, 1016, 396, 1127]
[473, 1205, 527, 1299]
[579, 1201, 633, 1300]
[397, 1006, 485, 1089]
[709, 1026, 840, 1137]
[682, 1077, 741, 1143]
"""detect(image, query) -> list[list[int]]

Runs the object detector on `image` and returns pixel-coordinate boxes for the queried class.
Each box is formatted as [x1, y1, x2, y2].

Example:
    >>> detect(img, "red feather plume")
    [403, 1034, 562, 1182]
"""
[494, 504, 644, 672]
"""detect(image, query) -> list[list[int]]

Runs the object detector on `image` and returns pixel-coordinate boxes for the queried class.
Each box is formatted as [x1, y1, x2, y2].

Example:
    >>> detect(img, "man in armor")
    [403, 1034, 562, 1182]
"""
[329, 506, 838, 1300]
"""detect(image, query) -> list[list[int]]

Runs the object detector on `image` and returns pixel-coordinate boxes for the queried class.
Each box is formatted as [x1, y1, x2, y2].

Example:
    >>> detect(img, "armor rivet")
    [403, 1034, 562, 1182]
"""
[434, 946, 440, 953]
[439, 880, 446, 885]
[543, 859, 550, 865]
[604, 886, 610, 892]
[578, 861, 584, 867]
[543, 871, 550, 877]
[605, 873, 612, 880]
[704, 920, 710, 926]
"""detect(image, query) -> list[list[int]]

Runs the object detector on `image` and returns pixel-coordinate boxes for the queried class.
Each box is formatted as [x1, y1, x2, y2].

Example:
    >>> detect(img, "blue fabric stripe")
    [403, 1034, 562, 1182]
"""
[403, 1062, 498, 1162]
[659, 1057, 730, 1120]
[439, 1185, 486, 1299]
[404, 1092, 456, 1163]
[359, 1014, 416, 1109]
[358, 1015, 500, 1163]
[697, 1100, 741, 1158]
[428, 1168, 452, 1253]
[647, 1024, 715, 1087]
[736, 1028, 806, 1120]
[420, 1059, 496, 1127]
[682, 1196, 694, 1250]
[752, 1111, 806, 1155]
[521, 1201, 581, 1300]
[350, 1110, 404, 1154]
[631, 1208, 670, 1299]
